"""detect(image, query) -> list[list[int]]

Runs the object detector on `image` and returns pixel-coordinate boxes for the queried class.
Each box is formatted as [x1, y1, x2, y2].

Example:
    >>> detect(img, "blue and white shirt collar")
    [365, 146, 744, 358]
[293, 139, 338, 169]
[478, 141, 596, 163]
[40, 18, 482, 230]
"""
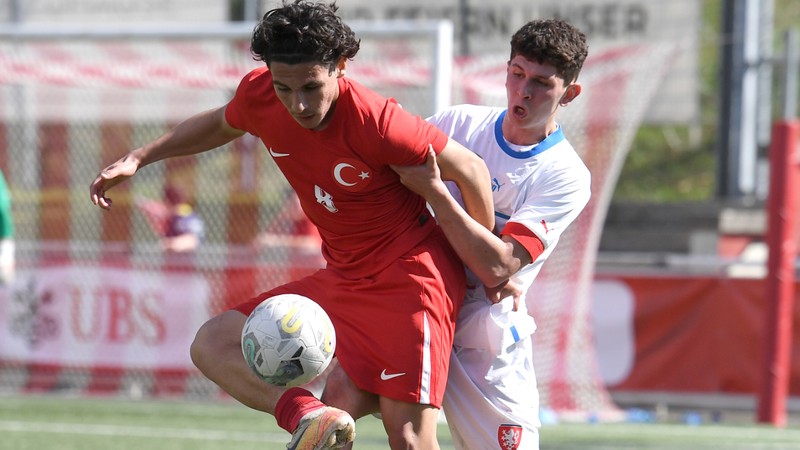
[494, 109, 564, 159]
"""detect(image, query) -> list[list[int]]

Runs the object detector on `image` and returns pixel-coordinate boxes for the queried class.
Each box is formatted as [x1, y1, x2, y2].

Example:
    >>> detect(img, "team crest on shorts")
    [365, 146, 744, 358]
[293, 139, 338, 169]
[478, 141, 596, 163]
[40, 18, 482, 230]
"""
[497, 423, 522, 450]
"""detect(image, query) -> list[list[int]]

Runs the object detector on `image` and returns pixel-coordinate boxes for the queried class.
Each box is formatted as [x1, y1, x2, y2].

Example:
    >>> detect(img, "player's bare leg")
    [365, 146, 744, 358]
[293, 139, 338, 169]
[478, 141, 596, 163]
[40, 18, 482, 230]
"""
[321, 362, 380, 450]
[191, 310, 355, 449]
[322, 362, 380, 417]
[379, 397, 442, 450]
[190, 310, 284, 413]
[323, 365, 441, 450]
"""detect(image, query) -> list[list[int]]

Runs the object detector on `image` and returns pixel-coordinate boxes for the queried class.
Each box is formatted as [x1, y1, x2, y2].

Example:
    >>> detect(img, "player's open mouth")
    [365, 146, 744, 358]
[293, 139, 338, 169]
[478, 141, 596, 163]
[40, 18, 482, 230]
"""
[511, 106, 527, 118]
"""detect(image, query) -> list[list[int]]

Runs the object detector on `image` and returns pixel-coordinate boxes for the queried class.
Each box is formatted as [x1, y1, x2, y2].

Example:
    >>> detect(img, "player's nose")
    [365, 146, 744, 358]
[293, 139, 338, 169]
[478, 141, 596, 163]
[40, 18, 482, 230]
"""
[289, 92, 308, 114]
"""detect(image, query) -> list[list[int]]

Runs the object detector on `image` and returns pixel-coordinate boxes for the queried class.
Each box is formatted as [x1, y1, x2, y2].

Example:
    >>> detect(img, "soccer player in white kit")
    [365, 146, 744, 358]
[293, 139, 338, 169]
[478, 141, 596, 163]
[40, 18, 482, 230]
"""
[392, 19, 591, 450]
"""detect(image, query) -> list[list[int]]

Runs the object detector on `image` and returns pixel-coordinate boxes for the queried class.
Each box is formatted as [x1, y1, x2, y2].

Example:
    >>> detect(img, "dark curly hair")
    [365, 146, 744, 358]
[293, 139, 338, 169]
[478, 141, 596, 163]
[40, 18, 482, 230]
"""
[510, 19, 588, 84]
[250, 0, 361, 71]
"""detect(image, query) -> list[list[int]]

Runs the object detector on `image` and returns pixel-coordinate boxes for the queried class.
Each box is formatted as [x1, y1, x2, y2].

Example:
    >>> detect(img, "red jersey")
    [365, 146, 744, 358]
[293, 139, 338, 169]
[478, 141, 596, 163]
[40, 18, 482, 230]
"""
[225, 67, 450, 278]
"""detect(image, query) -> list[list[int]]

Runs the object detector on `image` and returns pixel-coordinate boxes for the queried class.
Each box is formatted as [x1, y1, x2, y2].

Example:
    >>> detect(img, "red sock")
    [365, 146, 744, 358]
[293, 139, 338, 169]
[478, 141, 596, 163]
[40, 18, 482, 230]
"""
[275, 387, 325, 433]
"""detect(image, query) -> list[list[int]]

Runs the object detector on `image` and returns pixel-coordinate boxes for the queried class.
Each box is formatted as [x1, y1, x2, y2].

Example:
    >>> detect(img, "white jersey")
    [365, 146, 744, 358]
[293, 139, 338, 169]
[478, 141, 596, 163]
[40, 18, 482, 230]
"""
[428, 105, 590, 450]
[435, 105, 591, 297]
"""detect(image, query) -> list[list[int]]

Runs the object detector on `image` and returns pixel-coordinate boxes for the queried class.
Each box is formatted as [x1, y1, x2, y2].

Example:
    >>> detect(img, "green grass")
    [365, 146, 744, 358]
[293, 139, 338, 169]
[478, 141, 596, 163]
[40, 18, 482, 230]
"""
[2, 395, 800, 449]
[543, 423, 800, 449]
[0, 394, 453, 450]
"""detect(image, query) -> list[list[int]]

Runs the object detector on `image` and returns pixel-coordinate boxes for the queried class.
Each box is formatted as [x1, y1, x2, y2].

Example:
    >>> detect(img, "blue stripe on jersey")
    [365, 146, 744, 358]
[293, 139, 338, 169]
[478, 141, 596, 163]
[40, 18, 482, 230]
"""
[510, 325, 520, 342]
[495, 110, 565, 159]
[495, 210, 511, 220]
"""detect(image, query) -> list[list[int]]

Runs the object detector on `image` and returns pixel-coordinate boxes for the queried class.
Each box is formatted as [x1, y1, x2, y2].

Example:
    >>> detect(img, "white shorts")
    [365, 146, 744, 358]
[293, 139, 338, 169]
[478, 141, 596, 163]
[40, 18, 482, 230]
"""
[442, 290, 540, 450]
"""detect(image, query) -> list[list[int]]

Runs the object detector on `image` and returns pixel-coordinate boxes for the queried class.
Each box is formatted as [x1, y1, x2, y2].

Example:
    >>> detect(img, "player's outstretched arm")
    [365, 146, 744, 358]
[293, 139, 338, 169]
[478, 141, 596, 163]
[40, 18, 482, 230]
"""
[89, 106, 244, 209]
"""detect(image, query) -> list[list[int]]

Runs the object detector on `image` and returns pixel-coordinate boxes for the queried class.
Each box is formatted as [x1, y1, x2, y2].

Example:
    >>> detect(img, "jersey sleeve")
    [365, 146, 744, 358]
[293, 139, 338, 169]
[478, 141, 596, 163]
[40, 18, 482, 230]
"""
[425, 106, 458, 136]
[224, 68, 264, 135]
[502, 223, 545, 261]
[500, 163, 591, 256]
[377, 100, 449, 166]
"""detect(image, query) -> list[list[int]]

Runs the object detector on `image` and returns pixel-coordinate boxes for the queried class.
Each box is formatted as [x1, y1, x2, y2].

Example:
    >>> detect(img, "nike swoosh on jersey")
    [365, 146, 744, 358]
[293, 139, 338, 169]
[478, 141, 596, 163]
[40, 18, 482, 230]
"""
[380, 369, 406, 381]
[268, 147, 290, 158]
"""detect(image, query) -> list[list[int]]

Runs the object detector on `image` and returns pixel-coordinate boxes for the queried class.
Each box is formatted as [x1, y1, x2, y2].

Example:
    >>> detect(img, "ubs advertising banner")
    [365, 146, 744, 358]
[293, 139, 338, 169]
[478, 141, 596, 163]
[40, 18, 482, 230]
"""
[0, 266, 209, 370]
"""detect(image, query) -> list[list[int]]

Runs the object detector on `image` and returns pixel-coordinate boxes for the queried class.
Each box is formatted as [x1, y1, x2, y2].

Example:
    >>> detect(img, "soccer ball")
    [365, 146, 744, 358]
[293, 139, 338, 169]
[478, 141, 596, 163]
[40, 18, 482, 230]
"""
[241, 294, 336, 387]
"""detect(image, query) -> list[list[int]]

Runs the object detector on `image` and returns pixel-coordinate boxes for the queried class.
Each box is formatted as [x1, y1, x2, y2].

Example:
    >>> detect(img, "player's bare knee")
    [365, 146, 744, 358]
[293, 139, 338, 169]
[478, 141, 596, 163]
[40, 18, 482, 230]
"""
[380, 400, 440, 450]
[384, 426, 430, 450]
[382, 418, 427, 448]
[190, 315, 227, 369]
[189, 319, 213, 370]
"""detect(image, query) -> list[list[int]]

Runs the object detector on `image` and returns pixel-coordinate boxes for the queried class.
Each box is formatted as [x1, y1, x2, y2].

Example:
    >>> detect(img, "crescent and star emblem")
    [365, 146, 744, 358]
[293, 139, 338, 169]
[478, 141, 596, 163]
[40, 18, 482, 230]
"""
[333, 161, 370, 190]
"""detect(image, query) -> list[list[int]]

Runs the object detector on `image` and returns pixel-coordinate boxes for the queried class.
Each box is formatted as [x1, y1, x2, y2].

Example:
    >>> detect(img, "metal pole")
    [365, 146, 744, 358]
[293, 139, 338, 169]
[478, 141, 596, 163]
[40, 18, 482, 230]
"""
[244, 0, 259, 22]
[9, 0, 24, 22]
[737, 0, 760, 197]
[717, 0, 761, 199]
[756, 0, 774, 150]
[717, 0, 735, 198]
[757, 119, 799, 427]
[458, 0, 470, 56]
[783, 29, 798, 120]
[432, 20, 453, 114]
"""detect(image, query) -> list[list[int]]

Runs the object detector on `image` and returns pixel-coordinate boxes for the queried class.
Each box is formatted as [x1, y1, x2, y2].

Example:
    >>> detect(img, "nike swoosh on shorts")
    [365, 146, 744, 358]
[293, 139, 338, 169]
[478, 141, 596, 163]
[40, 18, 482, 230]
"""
[268, 147, 290, 158]
[380, 370, 406, 381]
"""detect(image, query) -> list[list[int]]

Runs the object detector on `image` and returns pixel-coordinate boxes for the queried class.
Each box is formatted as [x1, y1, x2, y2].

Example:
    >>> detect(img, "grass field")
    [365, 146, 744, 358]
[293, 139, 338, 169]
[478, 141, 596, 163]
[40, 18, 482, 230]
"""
[2, 394, 800, 449]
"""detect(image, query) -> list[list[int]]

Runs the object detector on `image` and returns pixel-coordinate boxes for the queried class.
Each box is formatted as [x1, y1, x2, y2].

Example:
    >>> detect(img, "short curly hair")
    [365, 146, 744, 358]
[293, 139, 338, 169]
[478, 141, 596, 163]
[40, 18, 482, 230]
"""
[250, 0, 361, 70]
[510, 19, 588, 84]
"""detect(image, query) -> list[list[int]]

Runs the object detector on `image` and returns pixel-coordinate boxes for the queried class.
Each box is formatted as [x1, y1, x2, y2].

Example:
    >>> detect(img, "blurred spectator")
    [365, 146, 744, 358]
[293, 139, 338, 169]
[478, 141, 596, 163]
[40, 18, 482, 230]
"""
[0, 170, 13, 285]
[162, 184, 204, 253]
[135, 183, 204, 253]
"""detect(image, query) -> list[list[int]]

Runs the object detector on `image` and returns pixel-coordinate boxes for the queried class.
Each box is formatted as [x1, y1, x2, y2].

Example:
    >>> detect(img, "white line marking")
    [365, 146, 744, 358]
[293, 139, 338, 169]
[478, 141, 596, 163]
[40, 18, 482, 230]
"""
[0, 420, 287, 443]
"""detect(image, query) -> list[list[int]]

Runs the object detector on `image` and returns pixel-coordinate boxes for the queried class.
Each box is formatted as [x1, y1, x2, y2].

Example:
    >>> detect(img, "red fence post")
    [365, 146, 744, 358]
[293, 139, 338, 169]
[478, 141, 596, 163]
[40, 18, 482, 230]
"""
[757, 119, 800, 426]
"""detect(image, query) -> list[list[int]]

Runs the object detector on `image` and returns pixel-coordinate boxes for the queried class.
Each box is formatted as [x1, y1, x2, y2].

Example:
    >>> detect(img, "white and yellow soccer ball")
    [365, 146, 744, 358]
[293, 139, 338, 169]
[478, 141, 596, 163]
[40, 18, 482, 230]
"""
[241, 294, 336, 387]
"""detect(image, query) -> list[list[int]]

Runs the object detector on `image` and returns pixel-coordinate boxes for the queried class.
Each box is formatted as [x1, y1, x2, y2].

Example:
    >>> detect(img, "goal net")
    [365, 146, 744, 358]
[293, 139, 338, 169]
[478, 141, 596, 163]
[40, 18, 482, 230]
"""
[0, 21, 681, 421]
[0, 20, 451, 399]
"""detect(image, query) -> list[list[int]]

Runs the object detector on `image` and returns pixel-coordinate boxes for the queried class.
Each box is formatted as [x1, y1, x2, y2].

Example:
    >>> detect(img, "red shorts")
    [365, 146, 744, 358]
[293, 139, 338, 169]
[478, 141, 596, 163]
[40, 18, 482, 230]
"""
[233, 227, 465, 407]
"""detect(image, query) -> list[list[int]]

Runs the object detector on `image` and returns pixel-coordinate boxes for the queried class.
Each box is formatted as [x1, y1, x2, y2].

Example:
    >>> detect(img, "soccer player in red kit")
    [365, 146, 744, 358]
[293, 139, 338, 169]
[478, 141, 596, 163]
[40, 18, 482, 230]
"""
[88, 1, 493, 449]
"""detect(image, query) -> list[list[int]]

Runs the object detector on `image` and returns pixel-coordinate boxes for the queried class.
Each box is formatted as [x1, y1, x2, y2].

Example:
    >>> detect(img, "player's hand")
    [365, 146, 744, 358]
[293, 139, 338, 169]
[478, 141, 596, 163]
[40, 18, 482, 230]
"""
[484, 279, 522, 311]
[89, 153, 140, 210]
[390, 145, 446, 199]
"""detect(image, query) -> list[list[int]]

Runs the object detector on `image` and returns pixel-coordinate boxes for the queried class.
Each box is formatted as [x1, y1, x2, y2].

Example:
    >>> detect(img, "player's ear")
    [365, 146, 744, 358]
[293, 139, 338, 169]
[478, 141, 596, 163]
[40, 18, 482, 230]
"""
[559, 83, 581, 106]
[335, 57, 347, 78]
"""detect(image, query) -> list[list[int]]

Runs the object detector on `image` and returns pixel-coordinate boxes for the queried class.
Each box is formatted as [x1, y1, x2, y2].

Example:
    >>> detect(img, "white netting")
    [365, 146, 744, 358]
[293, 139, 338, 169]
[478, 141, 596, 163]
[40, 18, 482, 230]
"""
[0, 26, 681, 419]
[0, 25, 450, 398]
